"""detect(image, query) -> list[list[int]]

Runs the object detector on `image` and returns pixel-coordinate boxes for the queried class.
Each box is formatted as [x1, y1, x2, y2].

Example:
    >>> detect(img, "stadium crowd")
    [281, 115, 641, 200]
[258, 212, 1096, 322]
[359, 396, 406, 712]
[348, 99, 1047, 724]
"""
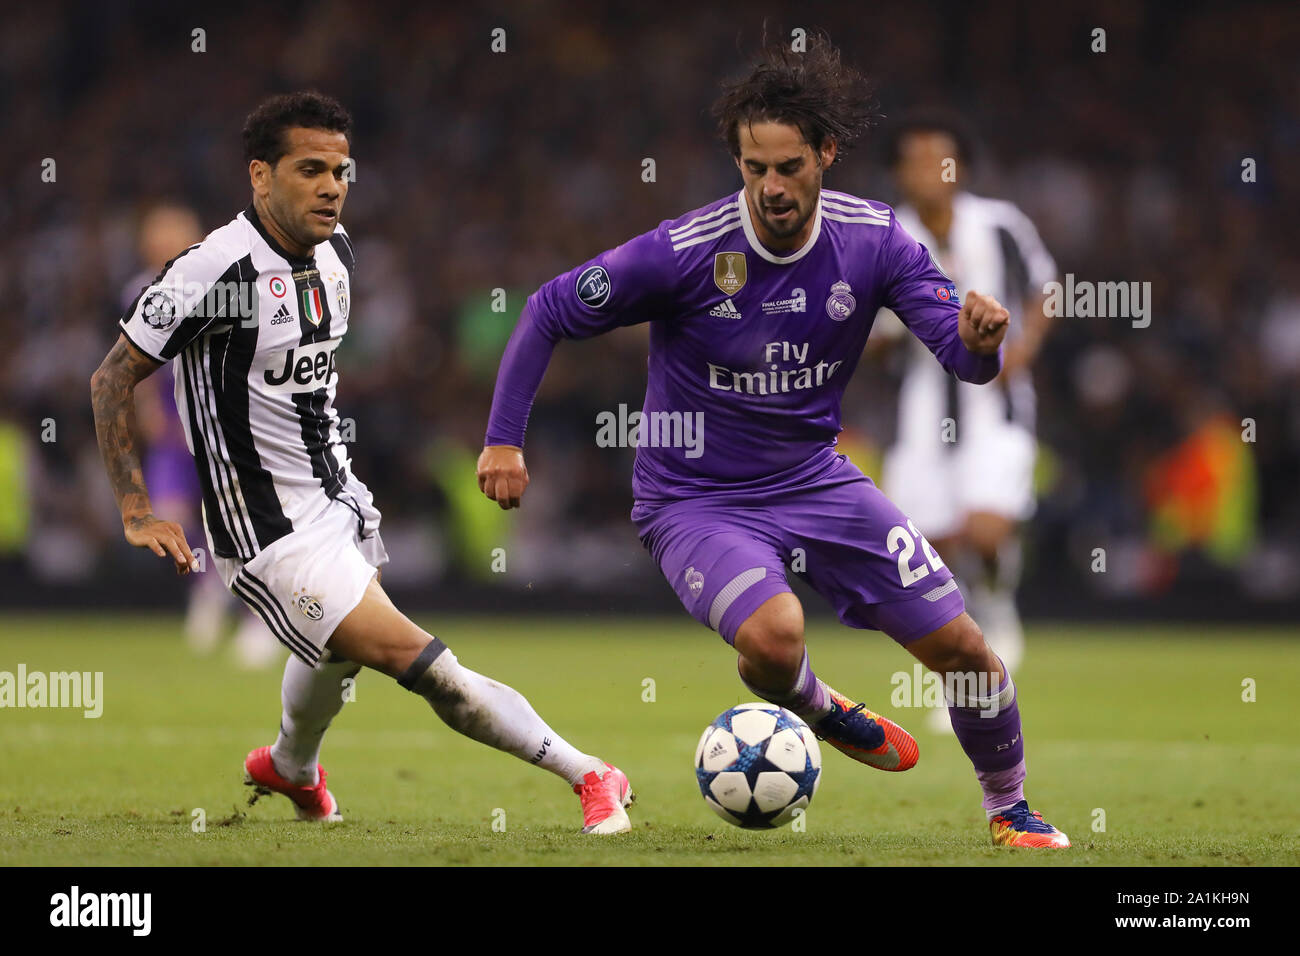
[1, 0, 1295, 611]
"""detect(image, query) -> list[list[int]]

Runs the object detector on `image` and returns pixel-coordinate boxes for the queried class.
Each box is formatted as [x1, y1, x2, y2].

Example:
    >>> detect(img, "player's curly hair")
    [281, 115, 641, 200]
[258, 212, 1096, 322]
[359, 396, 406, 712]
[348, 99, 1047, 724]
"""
[711, 29, 879, 166]
[242, 90, 353, 166]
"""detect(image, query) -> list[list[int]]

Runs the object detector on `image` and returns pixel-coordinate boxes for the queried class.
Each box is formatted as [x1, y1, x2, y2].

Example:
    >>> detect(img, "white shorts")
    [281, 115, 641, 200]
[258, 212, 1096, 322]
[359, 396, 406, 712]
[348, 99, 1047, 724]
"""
[214, 487, 388, 667]
[883, 421, 1036, 542]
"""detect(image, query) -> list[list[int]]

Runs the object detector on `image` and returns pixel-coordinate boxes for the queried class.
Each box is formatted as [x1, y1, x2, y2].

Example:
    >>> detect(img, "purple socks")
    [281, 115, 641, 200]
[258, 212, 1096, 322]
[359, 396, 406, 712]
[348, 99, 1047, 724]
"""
[739, 649, 833, 723]
[948, 656, 1026, 816]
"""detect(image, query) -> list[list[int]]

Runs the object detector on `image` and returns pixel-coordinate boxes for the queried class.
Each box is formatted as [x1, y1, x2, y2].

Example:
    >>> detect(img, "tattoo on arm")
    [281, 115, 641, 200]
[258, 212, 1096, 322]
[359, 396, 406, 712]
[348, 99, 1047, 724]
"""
[90, 336, 162, 524]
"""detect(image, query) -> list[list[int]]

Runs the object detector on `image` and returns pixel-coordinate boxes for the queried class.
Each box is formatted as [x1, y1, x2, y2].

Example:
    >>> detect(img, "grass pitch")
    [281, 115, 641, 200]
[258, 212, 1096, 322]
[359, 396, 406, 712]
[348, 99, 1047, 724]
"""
[1, 613, 1297, 866]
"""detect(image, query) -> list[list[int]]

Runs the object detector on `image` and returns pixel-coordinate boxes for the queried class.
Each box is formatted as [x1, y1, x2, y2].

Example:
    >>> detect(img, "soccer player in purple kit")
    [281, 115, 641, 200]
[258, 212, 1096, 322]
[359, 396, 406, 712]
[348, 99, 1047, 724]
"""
[478, 35, 1069, 847]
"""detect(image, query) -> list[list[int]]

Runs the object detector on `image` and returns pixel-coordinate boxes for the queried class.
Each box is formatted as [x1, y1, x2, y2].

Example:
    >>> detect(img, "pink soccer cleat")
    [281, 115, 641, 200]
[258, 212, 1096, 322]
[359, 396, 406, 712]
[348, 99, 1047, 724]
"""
[574, 762, 635, 834]
[243, 746, 342, 822]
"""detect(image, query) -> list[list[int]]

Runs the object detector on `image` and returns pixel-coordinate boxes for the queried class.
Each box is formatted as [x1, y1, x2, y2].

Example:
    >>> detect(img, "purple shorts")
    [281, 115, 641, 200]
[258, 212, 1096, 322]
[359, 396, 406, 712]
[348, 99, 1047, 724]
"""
[633, 455, 965, 646]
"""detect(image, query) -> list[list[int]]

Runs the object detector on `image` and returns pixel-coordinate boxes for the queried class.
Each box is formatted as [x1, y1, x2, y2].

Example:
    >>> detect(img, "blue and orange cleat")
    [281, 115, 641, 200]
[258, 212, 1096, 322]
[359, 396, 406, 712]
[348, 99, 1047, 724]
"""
[989, 800, 1071, 848]
[243, 746, 342, 822]
[574, 762, 635, 834]
[815, 691, 919, 772]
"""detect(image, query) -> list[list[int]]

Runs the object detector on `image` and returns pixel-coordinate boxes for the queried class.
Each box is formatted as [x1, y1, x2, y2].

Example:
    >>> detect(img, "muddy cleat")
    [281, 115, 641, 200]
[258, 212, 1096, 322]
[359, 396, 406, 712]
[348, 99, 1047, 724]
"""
[814, 691, 919, 772]
[574, 762, 635, 834]
[989, 800, 1071, 848]
[243, 746, 342, 822]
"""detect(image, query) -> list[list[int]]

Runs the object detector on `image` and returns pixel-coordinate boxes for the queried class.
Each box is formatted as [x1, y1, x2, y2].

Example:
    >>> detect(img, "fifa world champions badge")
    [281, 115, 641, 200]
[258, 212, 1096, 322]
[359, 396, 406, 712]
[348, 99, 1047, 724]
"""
[714, 252, 747, 295]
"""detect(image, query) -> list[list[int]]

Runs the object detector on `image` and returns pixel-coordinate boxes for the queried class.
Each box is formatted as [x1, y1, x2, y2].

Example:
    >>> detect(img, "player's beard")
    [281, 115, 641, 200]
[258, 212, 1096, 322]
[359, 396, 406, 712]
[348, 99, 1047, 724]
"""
[294, 204, 333, 247]
[760, 167, 824, 241]
[267, 184, 330, 253]
[761, 198, 808, 239]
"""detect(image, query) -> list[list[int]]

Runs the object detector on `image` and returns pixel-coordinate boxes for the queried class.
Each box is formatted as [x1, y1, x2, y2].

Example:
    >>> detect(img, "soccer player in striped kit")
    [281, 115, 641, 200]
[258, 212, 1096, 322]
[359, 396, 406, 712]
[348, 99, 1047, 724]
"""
[91, 92, 633, 834]
[479, 36, 1068, 847]
[873, 116, 1057, 735]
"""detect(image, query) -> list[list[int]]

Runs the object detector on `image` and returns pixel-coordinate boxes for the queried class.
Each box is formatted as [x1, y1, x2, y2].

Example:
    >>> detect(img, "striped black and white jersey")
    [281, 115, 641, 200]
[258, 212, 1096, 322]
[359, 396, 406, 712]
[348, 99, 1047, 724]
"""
[120, 205, 361, 560]
[877, 191, 1057, 433]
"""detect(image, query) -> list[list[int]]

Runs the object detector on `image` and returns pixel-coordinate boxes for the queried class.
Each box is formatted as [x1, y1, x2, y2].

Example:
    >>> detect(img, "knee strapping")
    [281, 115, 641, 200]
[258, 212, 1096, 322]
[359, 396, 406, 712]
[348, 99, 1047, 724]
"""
[396, 637, 452, 696]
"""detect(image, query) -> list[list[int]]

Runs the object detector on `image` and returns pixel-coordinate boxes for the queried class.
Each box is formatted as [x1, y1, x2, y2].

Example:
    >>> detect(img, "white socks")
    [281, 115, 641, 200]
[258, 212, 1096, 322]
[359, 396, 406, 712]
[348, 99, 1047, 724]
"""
[398, 638, 603, 787]
[270, 653, 359, 786]
[271, 638, 605, 790]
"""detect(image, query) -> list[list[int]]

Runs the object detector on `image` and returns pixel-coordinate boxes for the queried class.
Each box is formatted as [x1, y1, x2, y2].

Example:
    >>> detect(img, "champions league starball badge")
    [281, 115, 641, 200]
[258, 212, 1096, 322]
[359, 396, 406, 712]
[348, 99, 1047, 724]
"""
[141, 291, 178, 330]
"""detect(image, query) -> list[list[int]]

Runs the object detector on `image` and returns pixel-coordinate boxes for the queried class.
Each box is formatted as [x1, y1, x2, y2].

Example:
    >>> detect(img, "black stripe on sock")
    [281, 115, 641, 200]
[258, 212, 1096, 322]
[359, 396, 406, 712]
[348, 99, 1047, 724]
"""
[397, 638, 449, 690]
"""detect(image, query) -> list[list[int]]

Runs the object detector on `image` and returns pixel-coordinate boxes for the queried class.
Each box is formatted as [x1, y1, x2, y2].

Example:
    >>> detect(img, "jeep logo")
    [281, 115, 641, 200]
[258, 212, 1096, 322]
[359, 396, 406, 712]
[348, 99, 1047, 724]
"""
[263, 339, 339, 394]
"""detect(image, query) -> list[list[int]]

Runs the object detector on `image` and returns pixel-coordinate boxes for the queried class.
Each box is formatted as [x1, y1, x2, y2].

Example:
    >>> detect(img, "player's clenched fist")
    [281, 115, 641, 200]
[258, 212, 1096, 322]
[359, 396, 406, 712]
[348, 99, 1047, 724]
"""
[477, 444, 529, 510]
[123, 513, 198, 575]
[957, 290, 1010, 355]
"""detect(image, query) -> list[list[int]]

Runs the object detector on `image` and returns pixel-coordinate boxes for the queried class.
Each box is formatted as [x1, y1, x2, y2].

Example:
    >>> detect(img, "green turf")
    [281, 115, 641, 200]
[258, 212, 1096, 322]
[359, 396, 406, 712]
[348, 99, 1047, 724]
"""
[1, 614, 1297, 866]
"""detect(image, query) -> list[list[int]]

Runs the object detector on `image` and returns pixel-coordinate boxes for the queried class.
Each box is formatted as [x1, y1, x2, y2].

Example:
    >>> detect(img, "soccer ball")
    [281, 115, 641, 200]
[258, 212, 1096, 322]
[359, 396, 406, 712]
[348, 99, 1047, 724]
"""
[694, 702, 822, 829]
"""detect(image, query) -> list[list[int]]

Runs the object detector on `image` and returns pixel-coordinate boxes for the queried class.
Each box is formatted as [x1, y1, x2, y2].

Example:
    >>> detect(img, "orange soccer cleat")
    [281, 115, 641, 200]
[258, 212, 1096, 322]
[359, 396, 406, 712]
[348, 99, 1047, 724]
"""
[814, 691, 920, 772]
[989, 800, 1071, 848]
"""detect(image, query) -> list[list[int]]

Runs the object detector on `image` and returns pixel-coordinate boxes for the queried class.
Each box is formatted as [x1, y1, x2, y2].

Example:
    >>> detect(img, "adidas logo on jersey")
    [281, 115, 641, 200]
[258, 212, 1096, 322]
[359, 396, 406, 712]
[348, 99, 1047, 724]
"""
[708, 298, 742, 320]
[270, 304, 294, 326]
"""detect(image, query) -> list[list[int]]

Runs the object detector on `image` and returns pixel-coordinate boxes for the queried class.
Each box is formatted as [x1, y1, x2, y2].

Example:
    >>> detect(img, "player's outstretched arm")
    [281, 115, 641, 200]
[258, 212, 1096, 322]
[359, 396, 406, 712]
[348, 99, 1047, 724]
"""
[90, 334, 197, 574]
[478, 223, 677, 510]
[881, 215, 1004, 384]
[478, 301, 557, 510]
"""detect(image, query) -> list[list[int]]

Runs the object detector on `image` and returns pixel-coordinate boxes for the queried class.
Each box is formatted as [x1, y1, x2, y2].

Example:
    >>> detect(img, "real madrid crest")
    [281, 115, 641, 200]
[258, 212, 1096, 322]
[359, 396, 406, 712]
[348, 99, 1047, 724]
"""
[684, 566, 705, 599]
[714, 252, 747, 296]
[825, 280, 857, 322]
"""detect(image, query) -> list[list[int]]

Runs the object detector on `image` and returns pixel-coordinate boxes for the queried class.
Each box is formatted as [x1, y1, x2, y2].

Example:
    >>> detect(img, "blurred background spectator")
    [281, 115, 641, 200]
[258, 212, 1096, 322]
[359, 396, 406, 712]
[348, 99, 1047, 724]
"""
[1, 0, 1295, 620]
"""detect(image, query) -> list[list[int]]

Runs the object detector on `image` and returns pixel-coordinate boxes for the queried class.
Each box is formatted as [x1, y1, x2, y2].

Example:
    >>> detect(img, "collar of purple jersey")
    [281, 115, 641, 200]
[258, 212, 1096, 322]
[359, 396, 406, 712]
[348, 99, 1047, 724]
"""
[736, 188, 825, 265]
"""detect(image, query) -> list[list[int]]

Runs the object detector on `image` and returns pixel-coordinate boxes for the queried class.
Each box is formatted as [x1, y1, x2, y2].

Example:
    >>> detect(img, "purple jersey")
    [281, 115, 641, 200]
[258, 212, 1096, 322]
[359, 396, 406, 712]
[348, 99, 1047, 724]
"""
[485, 189, 1000, 505]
